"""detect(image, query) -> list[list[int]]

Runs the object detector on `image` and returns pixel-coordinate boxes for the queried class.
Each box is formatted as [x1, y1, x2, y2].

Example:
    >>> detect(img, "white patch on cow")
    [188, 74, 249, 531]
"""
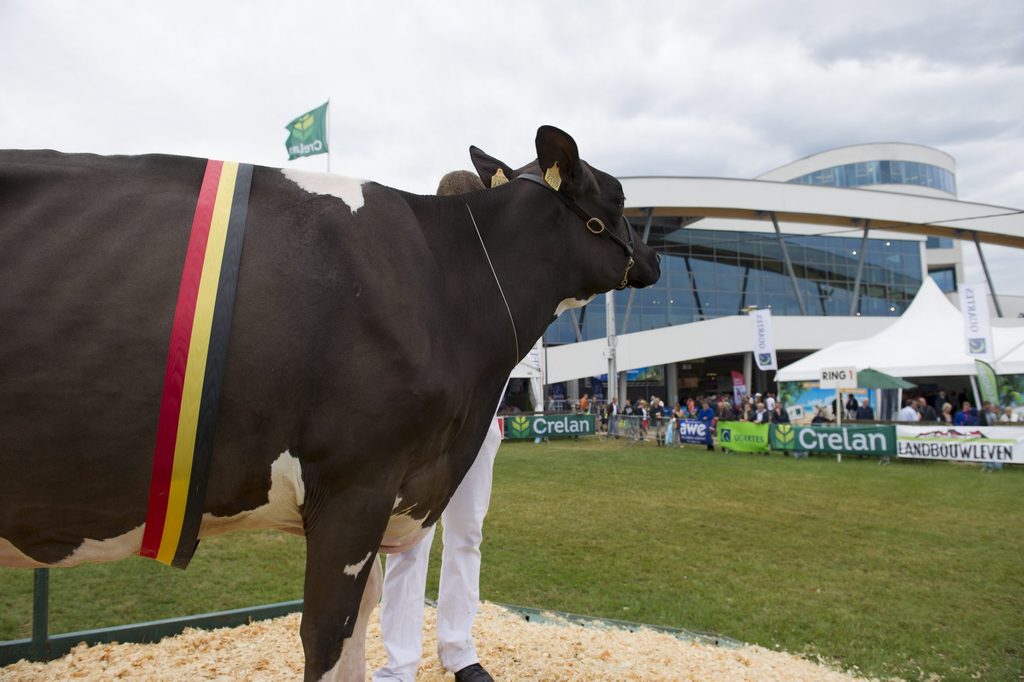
[281, 168, 366, 214]
[1, 451, 307, 569]
[344, 551, 372, 578]
[199, 450, 306, 537]
[392, 495, 403, 510]
[380, 508, 431, 554]
[0, 526, 145, 568]
[555, 295, 595, 317]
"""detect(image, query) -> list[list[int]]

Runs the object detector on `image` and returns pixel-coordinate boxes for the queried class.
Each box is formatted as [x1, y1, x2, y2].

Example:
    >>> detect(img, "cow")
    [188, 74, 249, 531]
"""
[0, 125, 660, 680]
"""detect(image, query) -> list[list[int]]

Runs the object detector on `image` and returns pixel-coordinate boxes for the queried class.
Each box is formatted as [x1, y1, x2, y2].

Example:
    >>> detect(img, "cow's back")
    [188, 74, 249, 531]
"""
[0, 151, 215, 562]
[0, 150, 475, 565]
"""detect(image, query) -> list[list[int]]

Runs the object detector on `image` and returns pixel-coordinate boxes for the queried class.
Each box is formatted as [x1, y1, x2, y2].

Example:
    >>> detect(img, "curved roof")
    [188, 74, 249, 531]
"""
[755, 142, 956, 182]
[621, 176, 1024, 248]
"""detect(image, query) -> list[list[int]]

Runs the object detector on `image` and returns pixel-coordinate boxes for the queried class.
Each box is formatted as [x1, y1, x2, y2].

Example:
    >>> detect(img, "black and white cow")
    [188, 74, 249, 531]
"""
[0, 126, 660, 680]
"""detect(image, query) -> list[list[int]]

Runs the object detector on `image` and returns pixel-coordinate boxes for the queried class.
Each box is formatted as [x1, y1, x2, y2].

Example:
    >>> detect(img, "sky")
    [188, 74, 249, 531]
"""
[2, 0, 1022, 294]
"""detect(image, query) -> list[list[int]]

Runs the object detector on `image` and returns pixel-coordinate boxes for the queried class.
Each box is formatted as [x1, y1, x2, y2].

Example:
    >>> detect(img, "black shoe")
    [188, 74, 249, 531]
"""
[454, 663, 494, 682]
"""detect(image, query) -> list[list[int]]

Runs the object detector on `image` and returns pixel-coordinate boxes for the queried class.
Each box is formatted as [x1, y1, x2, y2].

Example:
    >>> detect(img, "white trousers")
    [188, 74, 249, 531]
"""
[373, 418, 501, 681]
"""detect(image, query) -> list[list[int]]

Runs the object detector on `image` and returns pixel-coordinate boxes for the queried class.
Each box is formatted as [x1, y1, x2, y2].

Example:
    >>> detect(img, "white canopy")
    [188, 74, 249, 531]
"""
[776, 278, 1024, 381]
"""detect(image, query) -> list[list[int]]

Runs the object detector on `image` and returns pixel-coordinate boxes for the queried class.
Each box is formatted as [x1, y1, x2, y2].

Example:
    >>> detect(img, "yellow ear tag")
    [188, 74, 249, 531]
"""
[544, 162, 562, 191]
[490, 167, 509, 188]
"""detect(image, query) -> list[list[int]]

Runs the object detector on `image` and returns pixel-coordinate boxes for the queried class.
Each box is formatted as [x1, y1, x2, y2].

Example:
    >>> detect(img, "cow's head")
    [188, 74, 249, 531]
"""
[470, 125, 660, 301]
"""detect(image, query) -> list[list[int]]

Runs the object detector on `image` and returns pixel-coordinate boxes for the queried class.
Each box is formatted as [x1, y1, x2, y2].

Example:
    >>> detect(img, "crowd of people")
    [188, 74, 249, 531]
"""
[551, 387, 1022, 439]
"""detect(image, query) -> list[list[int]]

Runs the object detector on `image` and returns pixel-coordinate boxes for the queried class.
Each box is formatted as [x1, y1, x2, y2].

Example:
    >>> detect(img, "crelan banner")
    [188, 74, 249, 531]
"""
[504, 414, 596, 440]
[770, 423, 896, 456]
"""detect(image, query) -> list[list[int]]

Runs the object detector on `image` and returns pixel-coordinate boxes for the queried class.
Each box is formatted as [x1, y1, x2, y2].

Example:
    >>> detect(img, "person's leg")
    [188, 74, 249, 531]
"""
[436, 419, 500, 674]
[372, 525, 437, 682]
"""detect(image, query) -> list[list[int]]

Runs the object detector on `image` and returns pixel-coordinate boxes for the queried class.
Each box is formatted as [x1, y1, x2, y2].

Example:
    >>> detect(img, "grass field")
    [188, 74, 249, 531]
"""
[1, 439, 1022, 680]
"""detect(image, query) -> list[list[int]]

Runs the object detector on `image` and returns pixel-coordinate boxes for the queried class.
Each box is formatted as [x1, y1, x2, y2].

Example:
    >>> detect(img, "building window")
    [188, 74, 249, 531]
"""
[926, 236, 954, 249]
[789, 160, 956, 194]
[929, 267, 957, 293]
[543, 219, 924, 344]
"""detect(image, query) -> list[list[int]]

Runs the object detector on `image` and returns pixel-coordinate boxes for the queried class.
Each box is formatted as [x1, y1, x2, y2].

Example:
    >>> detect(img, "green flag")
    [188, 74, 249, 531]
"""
[975, 359, 1000, 407]
[284, 102, 329, 160]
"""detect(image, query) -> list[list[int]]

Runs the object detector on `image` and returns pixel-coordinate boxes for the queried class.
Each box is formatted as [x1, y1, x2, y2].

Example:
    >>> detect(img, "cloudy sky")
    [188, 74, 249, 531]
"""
[2, 0, 1022, 293]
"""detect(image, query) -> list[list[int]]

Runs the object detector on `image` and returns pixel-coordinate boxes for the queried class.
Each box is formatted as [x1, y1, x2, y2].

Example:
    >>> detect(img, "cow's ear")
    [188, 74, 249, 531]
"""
[535, 125, 581, 194]
[470, 146, 517, 189]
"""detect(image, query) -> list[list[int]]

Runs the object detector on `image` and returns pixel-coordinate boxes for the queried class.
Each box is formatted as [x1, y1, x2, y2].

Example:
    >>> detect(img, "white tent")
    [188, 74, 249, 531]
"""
[776, 278, 1024, 382]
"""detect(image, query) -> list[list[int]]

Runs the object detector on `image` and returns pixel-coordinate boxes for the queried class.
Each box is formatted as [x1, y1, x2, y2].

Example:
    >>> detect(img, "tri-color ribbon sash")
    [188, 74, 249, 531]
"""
[140, 160, 253, 568]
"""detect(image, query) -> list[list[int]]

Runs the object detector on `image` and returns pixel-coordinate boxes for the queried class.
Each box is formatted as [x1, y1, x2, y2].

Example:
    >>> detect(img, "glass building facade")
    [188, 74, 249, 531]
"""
[545, 218, 923, 344]
[787, 160, 956, 194]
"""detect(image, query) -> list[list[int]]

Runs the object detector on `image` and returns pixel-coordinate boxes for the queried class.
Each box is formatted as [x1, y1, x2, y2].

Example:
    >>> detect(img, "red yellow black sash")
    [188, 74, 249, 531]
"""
[140, 160, 253, 568]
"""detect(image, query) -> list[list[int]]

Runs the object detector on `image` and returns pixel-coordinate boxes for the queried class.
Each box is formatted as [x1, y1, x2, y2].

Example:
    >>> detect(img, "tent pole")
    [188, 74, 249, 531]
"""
[969, 375, 982, 414]
[769, 212, 807, 315]
[972, 231, 1003, 317]
[849, 221, 870, 315]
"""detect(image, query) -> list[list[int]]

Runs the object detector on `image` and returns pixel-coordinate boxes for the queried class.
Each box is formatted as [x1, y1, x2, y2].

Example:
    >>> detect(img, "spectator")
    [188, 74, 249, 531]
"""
[811, 406, 831, 424]
[622, 399, 634, 416]
[916, 397, 938, 423]
[771, 403, 790, 423]
[932, 390, 948, 413]
[765, 392, 776, 412]
[855, 399, 875, 421]
[940, 402, 954, 425]
[845, 394, 859, 420]
[981, 402, 1000, 426]
[999, 406, 1019, 423]
[953, 401, 979, 426]
[752, 401, 769, 424]
[578, 393, 590, 414]
[898, 399, 920, 422]
[607, 398, 619, 438]
[697, 399, 716, 451]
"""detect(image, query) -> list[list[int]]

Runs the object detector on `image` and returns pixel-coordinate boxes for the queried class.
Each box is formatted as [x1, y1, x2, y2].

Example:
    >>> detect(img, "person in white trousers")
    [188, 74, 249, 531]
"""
[374, 168, 498, 682]
[373, 418, 501, 682]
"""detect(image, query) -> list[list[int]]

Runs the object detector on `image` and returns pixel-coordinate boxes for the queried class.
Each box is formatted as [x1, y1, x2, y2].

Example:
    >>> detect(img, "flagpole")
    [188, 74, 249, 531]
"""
[325, 98, 331, 173]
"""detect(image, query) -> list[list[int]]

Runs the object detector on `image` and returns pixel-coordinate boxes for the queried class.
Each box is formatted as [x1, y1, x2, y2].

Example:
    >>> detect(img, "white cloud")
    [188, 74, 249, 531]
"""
[2, 0, 1021, 293]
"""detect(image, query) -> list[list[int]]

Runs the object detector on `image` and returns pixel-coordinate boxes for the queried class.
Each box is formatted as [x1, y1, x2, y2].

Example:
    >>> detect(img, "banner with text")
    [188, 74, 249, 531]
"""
[896, 425, 1024, 463]
[959, 283, 994, 361]
[676, 419, 712, 445]
[717, 421, 770, 452]
[504, 414, 595, 440]
[770, 423, 896, 456]
[750, 309, 778, 371]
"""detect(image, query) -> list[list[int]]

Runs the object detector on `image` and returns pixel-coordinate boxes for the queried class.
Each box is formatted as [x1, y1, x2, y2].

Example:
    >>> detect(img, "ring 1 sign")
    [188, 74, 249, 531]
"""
[820, 367, 857, 390]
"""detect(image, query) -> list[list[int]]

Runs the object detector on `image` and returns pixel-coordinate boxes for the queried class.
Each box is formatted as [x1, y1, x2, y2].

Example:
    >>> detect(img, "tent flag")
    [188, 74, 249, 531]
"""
[959, 283, 994, 361]
[285, 102, 330, 160]
[750, 309, 777, 370]
[975, 359, 1000, 406]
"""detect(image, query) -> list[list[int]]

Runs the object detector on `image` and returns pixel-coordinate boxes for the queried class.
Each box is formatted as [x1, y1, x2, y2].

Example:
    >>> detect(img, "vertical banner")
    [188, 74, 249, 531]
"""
[731, 371, 748, 406]
[975, 359, 1000, 407]
[750, 309, 778, 371]
[960, 283, 994, 361]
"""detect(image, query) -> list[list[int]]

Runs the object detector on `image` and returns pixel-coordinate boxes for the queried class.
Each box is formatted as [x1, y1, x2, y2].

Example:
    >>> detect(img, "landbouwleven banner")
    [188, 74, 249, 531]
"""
[504, 414, 596, 440]
[897, 425, 1024, 463]
[770, 423, 896, 456]
[717, 421, 769, 452]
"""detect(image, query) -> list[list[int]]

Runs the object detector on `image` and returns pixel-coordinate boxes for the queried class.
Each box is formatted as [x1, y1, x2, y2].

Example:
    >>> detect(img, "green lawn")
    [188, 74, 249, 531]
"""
[2, 439, 1021, 681]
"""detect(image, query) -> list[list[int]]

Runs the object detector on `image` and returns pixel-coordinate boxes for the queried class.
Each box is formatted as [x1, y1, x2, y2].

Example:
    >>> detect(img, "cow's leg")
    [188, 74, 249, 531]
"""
[300, 498, 390, 682]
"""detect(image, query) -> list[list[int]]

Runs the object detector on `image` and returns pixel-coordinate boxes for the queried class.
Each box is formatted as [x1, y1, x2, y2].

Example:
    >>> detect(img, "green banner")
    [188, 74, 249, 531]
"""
[975, 359, 1000, 407]
[717, 421, 769, 452]
[504, 414, 596, 440]
[285, 101, 329, 160]
[770, 423, 896, 456]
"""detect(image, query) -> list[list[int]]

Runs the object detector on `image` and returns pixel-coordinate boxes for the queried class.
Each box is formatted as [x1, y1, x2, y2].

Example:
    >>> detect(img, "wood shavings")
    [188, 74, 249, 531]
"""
[1, 602, 880, 681]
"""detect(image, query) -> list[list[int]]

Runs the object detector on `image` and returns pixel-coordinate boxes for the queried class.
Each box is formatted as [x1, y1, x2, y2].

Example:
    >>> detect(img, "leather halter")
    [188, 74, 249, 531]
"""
[516, 173, 636, 289]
